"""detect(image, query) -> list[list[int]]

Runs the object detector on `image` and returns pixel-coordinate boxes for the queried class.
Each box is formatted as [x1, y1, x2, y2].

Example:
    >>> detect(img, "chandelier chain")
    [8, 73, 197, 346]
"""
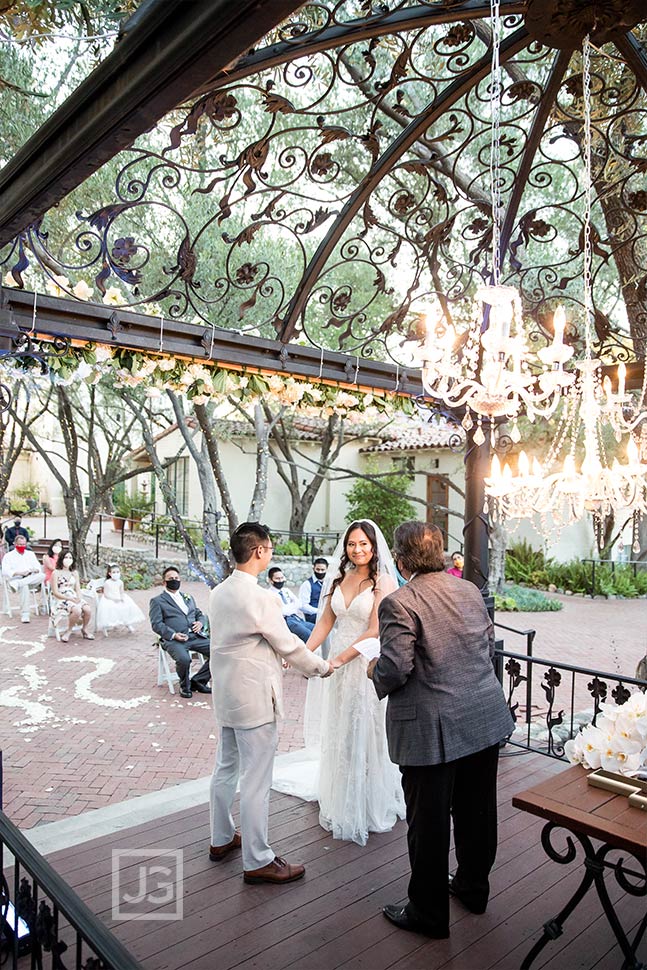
[490, 0, 502, 287]
[582, 35, 593, 360]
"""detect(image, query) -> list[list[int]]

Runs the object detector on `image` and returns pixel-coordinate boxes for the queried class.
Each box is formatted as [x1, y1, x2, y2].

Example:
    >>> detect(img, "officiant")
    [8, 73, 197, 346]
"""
[368, 520, 514, 938]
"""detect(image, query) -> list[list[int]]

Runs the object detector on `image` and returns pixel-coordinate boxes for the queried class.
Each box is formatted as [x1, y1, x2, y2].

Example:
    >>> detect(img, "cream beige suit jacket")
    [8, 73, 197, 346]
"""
[209, 569, 329, 729]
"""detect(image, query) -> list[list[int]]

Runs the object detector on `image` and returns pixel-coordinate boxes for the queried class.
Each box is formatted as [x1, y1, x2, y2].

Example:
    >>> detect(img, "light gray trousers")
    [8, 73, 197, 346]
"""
[209, 720, 278, 871]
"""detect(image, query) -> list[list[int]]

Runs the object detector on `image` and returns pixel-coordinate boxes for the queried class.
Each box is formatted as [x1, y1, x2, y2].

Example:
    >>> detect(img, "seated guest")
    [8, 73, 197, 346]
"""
[149, 566, 211, 699]
[96, 563, 145, 635]
[268, 566, 314, 644]
[446, 551, 464, 578]
[2, 534, 45, 622]
[4, 514, 30, 551]
[298, 557, 328, 621]
[42, 539, 64, 585]
[50, 550, 94, 640]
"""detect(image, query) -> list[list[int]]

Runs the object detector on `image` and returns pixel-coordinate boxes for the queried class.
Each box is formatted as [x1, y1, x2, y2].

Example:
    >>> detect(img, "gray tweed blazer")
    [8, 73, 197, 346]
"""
[373, 570, 514, 766]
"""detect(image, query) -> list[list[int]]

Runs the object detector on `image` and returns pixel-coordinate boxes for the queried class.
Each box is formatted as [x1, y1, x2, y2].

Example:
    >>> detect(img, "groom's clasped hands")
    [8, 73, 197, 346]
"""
[283, 658, 335, 676]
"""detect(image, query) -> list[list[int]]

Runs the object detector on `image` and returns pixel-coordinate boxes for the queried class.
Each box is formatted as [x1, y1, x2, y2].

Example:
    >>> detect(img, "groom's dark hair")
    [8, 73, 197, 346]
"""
[230, 522, 272, 564]
[393, 521, 445, 573]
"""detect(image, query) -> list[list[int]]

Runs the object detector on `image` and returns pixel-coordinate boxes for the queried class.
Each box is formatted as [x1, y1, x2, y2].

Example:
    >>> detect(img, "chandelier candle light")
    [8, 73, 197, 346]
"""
[484, 36, 647, 541]
[418, 0, 574, 445]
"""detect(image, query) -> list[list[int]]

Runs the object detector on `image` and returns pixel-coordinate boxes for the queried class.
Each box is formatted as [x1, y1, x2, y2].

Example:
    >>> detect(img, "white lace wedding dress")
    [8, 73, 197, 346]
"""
[272, 585, 405, 846]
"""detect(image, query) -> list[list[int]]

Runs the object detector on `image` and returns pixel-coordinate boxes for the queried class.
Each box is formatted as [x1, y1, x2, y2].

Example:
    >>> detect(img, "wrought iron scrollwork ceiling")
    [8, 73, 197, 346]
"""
[2, 0, 647, 368]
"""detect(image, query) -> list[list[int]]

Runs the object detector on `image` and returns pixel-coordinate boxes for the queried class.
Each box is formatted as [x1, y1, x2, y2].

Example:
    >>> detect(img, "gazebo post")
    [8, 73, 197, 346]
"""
[463, 429, 494, 617]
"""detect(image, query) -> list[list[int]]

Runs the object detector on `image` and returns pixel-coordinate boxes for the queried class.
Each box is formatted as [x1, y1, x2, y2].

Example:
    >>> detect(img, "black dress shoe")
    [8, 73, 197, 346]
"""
[448, 875, 487, 914]
[179, 688, 193, 698]
[191, 682, 212, 694]
[382, 905, 449, 939]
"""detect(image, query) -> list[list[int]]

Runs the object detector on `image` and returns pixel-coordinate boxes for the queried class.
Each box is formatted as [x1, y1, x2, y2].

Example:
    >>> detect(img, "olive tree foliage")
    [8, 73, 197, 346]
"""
[0, 1, 136, 165]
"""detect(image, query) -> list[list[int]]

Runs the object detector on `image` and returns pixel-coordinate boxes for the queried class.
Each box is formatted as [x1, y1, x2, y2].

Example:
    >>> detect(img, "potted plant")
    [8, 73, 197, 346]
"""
[113, 491, 154, 531]
[111, 496, 129, 532]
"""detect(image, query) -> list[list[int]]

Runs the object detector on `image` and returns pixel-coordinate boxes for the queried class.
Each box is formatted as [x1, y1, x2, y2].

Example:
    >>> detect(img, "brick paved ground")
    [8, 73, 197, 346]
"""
[0, 582, 644, 830]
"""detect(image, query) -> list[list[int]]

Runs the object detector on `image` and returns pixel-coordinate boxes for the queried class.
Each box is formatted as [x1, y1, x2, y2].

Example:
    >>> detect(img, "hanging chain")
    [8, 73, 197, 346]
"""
[490, 0, 502, 286]
[582, 35, 593, 359]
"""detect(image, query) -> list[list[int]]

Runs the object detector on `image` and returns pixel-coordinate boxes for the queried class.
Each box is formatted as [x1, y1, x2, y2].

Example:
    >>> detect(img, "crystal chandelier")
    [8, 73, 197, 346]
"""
[485, 36, 647, 546]
[418, 0, 574, 445]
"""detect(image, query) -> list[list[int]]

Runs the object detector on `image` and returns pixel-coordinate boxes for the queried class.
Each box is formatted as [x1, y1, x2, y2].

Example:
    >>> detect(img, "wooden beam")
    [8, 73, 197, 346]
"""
[0, 289, 420, 397]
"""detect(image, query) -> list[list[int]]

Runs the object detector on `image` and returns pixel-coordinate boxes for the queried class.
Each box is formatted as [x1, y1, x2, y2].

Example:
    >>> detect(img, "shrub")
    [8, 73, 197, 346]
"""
[496, 584, 563, 612]
[495, 593, 518, 611]
[274, 538, 306, 556]
[345, 466, 416, 543]
[549, 559, 591, 595]
[505, 540, 553, 586]
[609, 567, 639, 598]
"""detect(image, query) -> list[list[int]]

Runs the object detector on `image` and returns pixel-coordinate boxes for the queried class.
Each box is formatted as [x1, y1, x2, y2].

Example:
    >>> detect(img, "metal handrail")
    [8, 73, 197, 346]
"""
[581, 557, 647, 598]
[494, 620, 536, 724]
[496, 648, 646, 685]
[0, 811, 141, 968]
[494, 644, 647, 761]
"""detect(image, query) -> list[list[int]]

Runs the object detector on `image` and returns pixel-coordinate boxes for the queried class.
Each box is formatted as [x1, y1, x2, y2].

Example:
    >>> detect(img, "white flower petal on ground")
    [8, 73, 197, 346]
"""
[59, 656, 151, 709]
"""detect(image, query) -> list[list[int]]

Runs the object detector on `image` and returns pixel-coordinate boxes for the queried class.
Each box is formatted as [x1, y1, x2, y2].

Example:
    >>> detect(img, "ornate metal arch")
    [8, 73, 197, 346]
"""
[2, 0, 647, 365]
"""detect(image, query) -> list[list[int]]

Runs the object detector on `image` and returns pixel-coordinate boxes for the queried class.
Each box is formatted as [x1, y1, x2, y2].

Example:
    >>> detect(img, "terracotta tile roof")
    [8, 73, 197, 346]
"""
[360, 421, 459, 453]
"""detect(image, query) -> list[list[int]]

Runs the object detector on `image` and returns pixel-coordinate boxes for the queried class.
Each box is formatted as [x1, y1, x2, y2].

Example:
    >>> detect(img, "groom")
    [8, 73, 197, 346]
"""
[368, 521, 514, 938]
[208, 522, 334, 884]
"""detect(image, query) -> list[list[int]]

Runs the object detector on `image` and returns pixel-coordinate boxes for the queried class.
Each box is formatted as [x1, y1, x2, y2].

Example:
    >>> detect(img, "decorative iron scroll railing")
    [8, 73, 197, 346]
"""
[0, 811, 141, 970]
[494, 646, 647, 760]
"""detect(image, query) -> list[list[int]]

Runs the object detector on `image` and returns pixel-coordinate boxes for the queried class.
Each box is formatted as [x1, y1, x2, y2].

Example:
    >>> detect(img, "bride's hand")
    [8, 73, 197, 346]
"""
[331, 657, 344, 670]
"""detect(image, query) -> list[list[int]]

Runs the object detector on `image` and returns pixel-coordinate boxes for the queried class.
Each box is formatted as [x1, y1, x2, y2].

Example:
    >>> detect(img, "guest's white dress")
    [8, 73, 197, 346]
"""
[273, 585, 405, 846]
[95, 579, 145, 632]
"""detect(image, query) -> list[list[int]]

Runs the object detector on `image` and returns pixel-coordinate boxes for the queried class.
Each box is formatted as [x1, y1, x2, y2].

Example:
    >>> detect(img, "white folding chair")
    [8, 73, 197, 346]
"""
[157, 641, 179, 693]
[1, 576, 42, 619]
[156, 640, 203, 694]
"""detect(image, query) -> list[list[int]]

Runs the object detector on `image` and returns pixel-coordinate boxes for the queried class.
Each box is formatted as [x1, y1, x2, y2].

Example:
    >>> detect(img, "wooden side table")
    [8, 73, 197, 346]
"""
[513, 764, 647, 970]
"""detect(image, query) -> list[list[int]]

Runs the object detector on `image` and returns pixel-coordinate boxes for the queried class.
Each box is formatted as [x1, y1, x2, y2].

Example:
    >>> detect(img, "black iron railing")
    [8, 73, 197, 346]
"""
[93, 511, 342, 563]
[494, 620, 536, 725]
[582, 558, 647, 598]
[495, 646, 647, 760]
[0, 811, 141, 969]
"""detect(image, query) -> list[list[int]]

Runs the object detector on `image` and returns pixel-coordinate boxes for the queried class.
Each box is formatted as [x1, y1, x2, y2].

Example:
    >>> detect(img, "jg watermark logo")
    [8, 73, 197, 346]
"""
[112, 849, 183, 921]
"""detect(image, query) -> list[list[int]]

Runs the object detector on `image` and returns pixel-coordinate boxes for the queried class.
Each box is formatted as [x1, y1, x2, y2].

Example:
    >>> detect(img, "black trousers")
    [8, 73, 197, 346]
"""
[400, 743, 500, 934]
[162, 636, 210, 692]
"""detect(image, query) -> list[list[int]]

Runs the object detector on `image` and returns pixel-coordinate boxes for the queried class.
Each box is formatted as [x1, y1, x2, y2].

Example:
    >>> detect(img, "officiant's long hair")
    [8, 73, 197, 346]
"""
[330, 520, 379, 596]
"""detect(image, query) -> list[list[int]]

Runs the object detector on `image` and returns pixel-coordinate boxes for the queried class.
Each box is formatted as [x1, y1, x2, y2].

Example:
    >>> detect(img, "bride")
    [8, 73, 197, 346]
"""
[273, 519, 406, 846]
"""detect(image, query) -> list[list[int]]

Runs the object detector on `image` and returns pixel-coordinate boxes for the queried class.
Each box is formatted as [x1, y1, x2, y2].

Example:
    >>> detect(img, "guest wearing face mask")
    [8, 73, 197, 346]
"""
[50, 550, 93, 641]
[96, 563, 146, 636]
[298, 558, 328, 622]
[4, 514, 30, 551]
[267, 566, 314, 644]
[42, 539, 64, 585]
[446, 551, 464, 579]
[2, 534, 45, 622]
[149, 566, 211, 699]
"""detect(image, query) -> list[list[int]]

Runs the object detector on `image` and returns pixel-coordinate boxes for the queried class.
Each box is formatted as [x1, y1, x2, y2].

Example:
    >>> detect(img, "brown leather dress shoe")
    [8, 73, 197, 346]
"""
[209, 831, 241, 861]
[243, 856, 305, 885]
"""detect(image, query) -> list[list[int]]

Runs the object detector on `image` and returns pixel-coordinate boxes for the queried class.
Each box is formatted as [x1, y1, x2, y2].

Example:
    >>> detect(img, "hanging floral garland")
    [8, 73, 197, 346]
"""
[1, 271, 415, 417]
[0, 337, 415, 420]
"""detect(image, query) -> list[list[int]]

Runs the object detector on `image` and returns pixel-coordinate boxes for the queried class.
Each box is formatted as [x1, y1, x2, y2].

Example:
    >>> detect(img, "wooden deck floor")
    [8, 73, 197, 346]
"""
[43, 750, 645, 970]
